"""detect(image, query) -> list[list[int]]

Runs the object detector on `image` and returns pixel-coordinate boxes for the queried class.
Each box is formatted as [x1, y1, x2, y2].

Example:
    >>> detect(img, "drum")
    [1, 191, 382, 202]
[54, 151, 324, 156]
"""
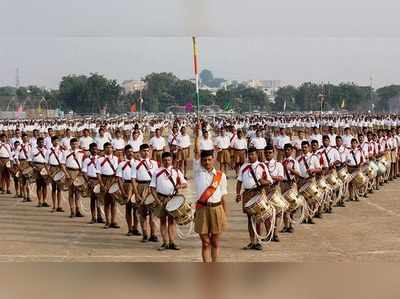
[108, 183, 127, 205]
[165, 195, 193, 225]
[326, 170, 341, 189]
[368, 162, 378, 179]
[299, 180, 321, 203]
[337, 167, 351, 183]
[283, 188, 301, 210]
[352, 171, 368, 189]
[22, 166, 36, 184]
[73, 175, 89, 197]
[244, 192, 274, 224]
[40, 167, 50, 182]
[269, 190, 289, 212]
[143, 196, 157, 211]
[5, 161, 11, 169]
[377, 161, 386, 176]
[53, 171, 69, 191]
[318, 177, 331, 192]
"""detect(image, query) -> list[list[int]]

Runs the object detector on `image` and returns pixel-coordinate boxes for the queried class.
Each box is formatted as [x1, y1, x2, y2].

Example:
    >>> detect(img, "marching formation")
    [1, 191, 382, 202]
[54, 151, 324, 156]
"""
[0, 113, 399, 262]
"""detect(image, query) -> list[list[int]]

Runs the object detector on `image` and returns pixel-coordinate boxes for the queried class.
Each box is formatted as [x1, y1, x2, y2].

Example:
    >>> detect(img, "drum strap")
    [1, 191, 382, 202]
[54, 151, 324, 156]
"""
[20, 144, 28, 158]
[249, 166, 261, 188]
[34, 149, 46, 159]
[351, 151, 359, 166]
[196, 170, 223, 209]
[283, 159, 293, 181]
[50, 149, 62, 165]
[101, 156, 116, 175]
[323, 149, 331, 165]
[156, 168, 178, 196]
[137, 160, 153, 178]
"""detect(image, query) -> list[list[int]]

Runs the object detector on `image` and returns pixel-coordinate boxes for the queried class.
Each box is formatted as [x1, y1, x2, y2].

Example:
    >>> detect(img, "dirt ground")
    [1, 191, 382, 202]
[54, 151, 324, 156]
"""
[1, 171, 400, 262]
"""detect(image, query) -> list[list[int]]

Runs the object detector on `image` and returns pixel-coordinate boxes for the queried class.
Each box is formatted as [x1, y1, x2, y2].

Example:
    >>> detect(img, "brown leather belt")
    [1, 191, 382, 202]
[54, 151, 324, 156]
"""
[196, 201, 222, 207]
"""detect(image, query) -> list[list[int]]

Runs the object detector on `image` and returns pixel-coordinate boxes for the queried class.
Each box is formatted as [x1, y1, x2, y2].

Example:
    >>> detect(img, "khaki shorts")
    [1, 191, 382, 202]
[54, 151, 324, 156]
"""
[217, 149, 230, 164]
[177, 147, 191, 161]
[194, 205, 227, 235]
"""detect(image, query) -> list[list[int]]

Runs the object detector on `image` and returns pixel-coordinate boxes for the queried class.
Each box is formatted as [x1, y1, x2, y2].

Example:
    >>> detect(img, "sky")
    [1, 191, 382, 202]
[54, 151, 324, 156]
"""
[1, 0, 400, 89]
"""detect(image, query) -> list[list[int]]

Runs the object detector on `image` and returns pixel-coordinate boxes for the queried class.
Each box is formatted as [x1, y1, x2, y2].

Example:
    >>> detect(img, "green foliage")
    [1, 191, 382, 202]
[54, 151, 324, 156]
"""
[376, 85, 400, 111]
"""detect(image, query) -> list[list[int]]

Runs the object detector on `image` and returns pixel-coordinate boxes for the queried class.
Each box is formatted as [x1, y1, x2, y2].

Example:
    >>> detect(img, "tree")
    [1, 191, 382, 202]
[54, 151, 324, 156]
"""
[376, 85, 400, 111]
[272, 85, 298, 111]
[200, 69, 214, 87]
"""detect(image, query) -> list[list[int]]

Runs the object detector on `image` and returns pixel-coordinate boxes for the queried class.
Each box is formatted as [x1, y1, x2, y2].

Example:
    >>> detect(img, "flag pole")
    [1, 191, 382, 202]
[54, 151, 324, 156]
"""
[192, 36, 200, 119]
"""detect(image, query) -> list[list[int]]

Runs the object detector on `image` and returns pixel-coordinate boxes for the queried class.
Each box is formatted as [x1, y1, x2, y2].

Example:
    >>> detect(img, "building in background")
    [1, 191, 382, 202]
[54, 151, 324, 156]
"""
[121, 80, 146, 94]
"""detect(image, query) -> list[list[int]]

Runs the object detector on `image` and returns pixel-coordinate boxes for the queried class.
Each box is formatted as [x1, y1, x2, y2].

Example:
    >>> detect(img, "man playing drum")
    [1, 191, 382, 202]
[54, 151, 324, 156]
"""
[82, 142, 104, 224]
[46, 136, 65, 212]
[15, 133, 32, 202]
[346, 138, 365, 201]
[150, 152, 187, 251]
[117, 144, 141, 236]
[132, 144, 159, 243]
[61, 138, 85, 218]
[96, 142, 120, 229]
[29, 137, 49, 207]
[0, 133, 12, 194]
[194, 123, 228, 262]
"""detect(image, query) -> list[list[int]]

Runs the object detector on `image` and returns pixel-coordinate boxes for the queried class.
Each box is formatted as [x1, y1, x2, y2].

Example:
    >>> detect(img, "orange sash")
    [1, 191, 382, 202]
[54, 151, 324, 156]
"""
[196, 170, 223, 209]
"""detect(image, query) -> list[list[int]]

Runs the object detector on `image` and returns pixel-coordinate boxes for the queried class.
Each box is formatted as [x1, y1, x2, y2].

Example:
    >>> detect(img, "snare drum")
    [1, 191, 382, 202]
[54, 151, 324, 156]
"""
[165, 195, 193, 225]
[299, 179, 321, 203]
[269, 190, 290, 213]
[22, 166, 36, 184]
[108, 183, 127, 205]
[244, 192, 274, 224]
[73, 175, 90, 197]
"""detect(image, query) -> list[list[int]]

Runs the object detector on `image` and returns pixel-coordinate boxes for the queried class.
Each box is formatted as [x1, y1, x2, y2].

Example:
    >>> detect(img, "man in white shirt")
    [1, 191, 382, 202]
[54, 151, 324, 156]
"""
[342, 127, 354, 149]
[97, 142, 120, 229]
[61, 128, 73, 151]
[177, 126, 191, 178]
[132, 143, 159, 243]
[16, 133, 32, 202]
[150, 152, 187, 251]
[214, 127, 231, 173]
[346, 138, 365, 201]
[149, 128, 166, 165]
[95, 128, 110, 153]
[275, 128, 291, 161]
[29, 137, 49, 207]
[194, 124, 228, 262]
[236, 147, 272, 250]
[116, 144, 140, 236]
[79, 128, 94, 152]
[29, 129, 39, 149]
[231, 130, 248, 175]
[61, 138, 85, 218]
[44, 128, 55, 150]
[82, 142, 104, 225]
[46, 136, 65, 212]
[128, 130, 143, 160]
[250, 129, 267, 162]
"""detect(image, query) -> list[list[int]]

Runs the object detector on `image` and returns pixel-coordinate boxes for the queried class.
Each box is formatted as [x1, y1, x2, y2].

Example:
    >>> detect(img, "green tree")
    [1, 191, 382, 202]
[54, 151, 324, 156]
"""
[376, 85, 400, 111]
[272, 85, 298, 111]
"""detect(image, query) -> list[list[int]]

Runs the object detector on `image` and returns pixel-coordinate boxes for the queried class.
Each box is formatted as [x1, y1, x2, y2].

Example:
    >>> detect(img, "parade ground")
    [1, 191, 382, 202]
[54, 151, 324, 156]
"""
[1, 173, 400, 262]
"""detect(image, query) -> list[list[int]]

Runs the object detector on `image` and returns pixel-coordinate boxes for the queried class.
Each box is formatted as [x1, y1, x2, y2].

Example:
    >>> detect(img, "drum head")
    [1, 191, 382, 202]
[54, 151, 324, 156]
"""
[73, 175, 85, 187]
[22, 167, 33, 175]
[53, 171, 65, 181]
[40, 168, 47, 175]
[93, 184, 101, 194]
[244, 194, 262, 208]
[108, 183, 119, 194]
[166, 196, 184, 212]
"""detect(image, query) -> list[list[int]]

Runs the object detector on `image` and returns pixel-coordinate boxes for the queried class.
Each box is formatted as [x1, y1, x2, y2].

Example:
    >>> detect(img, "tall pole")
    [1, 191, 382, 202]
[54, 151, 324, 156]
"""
[192, 37, 200, 119]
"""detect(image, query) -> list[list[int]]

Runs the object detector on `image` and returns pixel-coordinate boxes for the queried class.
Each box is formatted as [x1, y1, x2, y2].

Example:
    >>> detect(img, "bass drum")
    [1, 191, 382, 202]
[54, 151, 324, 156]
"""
[108, 183, 127, 205]
[165, 195, 193, 225]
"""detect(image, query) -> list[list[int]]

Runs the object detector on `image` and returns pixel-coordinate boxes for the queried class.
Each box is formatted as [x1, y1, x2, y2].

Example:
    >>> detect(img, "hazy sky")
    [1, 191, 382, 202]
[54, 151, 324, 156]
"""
[1, 0, 400, 88]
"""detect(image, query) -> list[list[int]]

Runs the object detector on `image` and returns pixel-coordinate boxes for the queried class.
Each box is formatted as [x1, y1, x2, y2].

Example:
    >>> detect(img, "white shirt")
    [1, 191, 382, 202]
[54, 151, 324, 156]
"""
[150, 166, 187, 196]
[193, 159, 227, 203]
[62, 149, 84, 169]
[177, 134, 191, 148]
[30, 147, 47, 164]
[238, 161, 272, 190]
[297, 153, 321, 178]
[46, 146, 63, 166]
[29, 137, 37, 149]
[168, 133, 180, 146]
[82, 155, 99, 178]
[149, 136, 166, 151]
[132, 158, 158, 181]
[95, 136, 110, 150]
[44, 136, 53, 150]
[309, 133, 322, 146]
[16, 143, 31, 161]
[214, 135, 231, 150]
[342, 135, 354, 148]
[112, 138, 126, 150]
[265, 159, 284, 182]
[200, 137, 214, 151]
[96, 154, 119, 176]
[282, 157, 301, 181]
[116, 159, 135, 181]
[337, 145, 350, 163]
[346, 149, 363, 166]
[79, 136, 94, 150]
[320, 146, 340, 167]
[0, 142, 12, 158]
[128, 138, 143, 152]
[61, 136, 72, 150]
[232, 138, 247, 150]
[250, 137, 267, 150]
[276, 135, 291, 150]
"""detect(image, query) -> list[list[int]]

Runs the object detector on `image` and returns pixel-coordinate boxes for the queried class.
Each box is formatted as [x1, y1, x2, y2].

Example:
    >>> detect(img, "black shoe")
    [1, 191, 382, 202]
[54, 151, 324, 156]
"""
[327, 207, 333, 214]
[272, 235, 280, 242]
[253, 243, 263, 251]
[42, 202, 49, 207]
[287, 227, 294, 233]
[96, 217, 105, 224]
[168, 243, 180, 250]
[149, 235, 159, 242]
[36, 204, 42, 207]
[158, 243, 168, 251]
[56, 207, 64, 212]
[22, 198, 28, 203]
[89, 219, 97, 224]
[242, 243, 254, 250]
[6, 190, 11, 194]
[69, 214, 75, 218]
[281, 227, 288, 233]
[314, 213, 322, 219]
[308, 219, 315, 224]
[26, 198, 32, 202]
[131, 228, 141, 236]
[75, 211, 84, 217]
[104, 223, 110, 229]
[109, 223, 120, 229]
[141, 235, 149, 242]
[126, 231, 133, 236]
